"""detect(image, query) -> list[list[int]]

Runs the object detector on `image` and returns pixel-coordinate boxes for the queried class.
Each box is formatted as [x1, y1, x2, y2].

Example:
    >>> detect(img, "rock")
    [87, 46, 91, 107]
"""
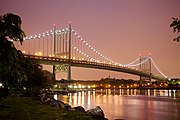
[74, 106, 85, 112]
[41, 93, 47, 102]
[44, 98, 51, 104]
[87, 106, 105, 120]
[57, 100, 66, 108]
[69, 108, 76, 111]
[51, 100, 60, 108]
[64, 103, 71, 110]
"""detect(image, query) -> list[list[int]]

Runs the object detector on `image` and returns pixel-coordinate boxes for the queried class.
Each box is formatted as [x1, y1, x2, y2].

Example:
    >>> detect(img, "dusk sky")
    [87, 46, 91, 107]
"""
[1, 0, 180, 80]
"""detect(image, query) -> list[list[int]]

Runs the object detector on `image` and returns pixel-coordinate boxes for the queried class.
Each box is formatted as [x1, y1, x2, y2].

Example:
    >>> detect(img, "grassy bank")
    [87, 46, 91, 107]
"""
[0, 97, 94, 120]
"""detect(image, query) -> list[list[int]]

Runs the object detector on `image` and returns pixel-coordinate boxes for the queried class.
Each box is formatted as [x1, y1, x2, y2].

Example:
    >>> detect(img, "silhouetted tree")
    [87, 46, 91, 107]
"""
[0, 13, 54, 96]
[0, 13, 26, 89]
[170, 17, 180, 42]
[21, 59, 55, 94]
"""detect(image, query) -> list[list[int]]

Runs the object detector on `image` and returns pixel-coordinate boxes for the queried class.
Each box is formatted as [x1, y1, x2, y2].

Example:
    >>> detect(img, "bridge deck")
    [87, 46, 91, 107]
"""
[24, 54, 167, 81]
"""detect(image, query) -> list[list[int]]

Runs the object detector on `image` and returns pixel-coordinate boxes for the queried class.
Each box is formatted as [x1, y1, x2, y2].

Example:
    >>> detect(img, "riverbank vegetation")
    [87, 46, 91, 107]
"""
[0, 13, 55, 97]
[0, 96, 93, 120]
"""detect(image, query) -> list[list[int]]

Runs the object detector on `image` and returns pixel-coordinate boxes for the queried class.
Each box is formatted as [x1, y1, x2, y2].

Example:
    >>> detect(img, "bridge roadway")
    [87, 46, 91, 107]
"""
[24, 54, 167, 81]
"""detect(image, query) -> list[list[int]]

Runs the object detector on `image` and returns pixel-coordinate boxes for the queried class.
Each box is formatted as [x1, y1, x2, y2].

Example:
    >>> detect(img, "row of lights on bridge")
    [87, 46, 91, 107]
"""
[22, 28, 120, 68]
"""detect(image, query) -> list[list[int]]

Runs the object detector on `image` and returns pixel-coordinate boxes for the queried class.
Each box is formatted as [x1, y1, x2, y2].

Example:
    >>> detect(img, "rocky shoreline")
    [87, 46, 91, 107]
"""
[33, 91, 108, 120]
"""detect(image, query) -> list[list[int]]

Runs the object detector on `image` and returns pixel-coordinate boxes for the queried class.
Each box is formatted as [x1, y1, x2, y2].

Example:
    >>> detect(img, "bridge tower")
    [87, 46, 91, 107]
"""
[52, 23, 72, 81]
[67, 22, 72, 81]
[52, 25, 56, 80]
[139, 54, 152, 86]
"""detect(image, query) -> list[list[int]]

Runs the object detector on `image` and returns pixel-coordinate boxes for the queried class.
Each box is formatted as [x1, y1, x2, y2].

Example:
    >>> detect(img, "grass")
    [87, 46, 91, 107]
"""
[0, 97, 94, 120]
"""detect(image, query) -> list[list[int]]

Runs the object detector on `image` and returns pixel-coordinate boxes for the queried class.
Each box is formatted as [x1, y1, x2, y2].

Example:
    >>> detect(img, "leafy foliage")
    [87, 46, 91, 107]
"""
[21, 59, 54, 94]
[0, 13, 54, 95]
[0, 13, 26, 89]
[0, 13, 25, 44]
[170, 17, 180, 42]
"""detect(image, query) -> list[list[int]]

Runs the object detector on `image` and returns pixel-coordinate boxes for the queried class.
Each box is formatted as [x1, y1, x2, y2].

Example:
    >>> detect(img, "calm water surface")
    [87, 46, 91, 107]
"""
[57, 89, 180, 120]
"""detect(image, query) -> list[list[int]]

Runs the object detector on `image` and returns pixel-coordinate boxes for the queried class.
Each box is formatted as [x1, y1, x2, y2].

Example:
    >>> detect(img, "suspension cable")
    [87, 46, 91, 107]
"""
[124, 58, 140, 66]
[127, 57, 150, 67]
[150, 58, 168, 78]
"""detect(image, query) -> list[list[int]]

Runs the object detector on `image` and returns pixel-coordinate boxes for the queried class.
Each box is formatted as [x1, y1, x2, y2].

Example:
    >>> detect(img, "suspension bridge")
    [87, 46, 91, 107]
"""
[13, 23, 168, 83]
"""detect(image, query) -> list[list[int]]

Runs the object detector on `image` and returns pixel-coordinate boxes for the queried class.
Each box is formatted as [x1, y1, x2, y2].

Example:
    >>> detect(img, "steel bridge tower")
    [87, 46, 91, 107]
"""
[139, 54, 152, 86]
[52, 23, 72, 81]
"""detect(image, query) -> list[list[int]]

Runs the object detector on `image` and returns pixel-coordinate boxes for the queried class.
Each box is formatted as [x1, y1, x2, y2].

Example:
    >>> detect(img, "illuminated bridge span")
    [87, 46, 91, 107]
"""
[14, 23, 168, 82]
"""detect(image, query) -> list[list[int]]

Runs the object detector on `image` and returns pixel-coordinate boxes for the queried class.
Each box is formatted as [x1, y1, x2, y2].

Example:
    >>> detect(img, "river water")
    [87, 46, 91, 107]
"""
[57, 89, 180, 120]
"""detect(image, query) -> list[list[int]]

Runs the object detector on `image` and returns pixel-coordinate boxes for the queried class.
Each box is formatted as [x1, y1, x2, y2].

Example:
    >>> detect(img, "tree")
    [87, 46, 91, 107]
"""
[0, 13, 26, 89]
[0, 13, 25, 44]
[21, 59, 54, 94]
[170, 17, 180, 42]
[0, 13, 54, 96]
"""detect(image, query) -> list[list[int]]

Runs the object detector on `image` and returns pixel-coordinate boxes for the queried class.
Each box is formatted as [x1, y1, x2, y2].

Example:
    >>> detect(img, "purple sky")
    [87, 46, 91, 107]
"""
[1, 0, 180, 80]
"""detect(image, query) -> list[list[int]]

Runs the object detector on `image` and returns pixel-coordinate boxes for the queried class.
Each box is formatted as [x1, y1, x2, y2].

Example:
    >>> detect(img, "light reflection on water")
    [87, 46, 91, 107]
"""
[58, 89, 180, 120]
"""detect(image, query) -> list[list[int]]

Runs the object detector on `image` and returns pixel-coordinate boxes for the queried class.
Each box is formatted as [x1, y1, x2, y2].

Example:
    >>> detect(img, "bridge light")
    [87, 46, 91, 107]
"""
[78, 84, 82, 88]
[39, 52, 42, 56]
[68, 85, 73, 88]
[22, 50, 26, 54]
[73, 57, 76, 60]
[35, 52, 38, 56]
